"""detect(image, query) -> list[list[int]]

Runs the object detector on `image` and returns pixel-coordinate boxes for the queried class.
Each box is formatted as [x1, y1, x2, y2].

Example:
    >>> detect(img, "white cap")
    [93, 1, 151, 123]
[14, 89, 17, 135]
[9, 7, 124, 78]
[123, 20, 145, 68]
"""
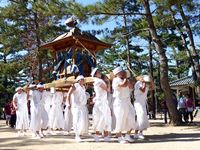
[76, 75, 84, 81]
[90, 68, 98, 77]
[37, 84, 44, 88]
[15, 87, 22, 92]
[113, 67, 123, 75]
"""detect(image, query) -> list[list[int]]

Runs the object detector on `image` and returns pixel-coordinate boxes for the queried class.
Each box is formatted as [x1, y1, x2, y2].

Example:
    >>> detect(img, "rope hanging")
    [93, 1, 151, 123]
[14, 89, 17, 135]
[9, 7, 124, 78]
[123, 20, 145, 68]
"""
[73, 36, 97, 61]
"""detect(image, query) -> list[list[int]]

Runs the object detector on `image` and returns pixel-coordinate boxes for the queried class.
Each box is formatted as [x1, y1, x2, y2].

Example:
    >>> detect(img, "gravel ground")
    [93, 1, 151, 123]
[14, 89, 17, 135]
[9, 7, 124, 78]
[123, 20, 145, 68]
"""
[0, 113, 200, 150]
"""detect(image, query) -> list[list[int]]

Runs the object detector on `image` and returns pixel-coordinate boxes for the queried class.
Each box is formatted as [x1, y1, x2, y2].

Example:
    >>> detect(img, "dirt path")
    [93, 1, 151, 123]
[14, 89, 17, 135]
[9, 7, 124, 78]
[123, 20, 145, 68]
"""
[0, 116, 200, 150]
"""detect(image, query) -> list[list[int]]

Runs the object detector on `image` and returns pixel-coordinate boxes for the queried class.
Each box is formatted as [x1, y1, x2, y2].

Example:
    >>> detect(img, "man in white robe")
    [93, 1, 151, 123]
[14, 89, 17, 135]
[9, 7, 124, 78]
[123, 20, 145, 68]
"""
[91, 68, 112, 142]
[13, 87, 29, 136]
[49, 90, 65, 133]
[112, 67, 136, 143]
[43, 90, 52, 128]
[40, 86, 50, 135]
[63, 92, 73, 133]
[134, 76, 150, 139]
[67, 75, 89, 142]
[29, 83, 48, 138]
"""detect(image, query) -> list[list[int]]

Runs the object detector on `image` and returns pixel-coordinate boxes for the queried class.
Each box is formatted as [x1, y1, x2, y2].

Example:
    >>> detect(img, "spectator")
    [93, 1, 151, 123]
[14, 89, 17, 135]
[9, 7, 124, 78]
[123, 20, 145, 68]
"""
[177, 93, 188, 123]
[10, 101, 16, 128]
[172, 93, 178, 109]
[185, 94, 195, 123]
[4, 101, 11, 126]
[161, 100, 168, 124]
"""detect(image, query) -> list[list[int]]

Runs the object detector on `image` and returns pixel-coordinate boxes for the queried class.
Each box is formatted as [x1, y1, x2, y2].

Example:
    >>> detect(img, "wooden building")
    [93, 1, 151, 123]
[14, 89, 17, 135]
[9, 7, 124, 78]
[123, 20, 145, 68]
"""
[170, 76, 200, 106]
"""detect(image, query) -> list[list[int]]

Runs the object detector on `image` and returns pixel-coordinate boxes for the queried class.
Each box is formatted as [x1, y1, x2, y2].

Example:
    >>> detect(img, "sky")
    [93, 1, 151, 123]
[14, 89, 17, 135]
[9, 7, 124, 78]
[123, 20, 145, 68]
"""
[77, 0, 117, 35]
[0, 0, 199, 45]
[0, 0, 7, 7]
[0, 0, 116, 35]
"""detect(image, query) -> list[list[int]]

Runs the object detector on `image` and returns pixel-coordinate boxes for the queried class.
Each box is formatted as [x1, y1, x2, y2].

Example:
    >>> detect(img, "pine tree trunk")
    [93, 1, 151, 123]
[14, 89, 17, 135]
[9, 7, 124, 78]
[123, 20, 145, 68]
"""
[33, 9, 42, 81]
[148, 35, 156, 119]
[122, 8, 131, 70]
[142, 0, 182, 125]
[3, 54, 8, 88]
[178, 4, 200, 94]
[170, 8, 197, 79]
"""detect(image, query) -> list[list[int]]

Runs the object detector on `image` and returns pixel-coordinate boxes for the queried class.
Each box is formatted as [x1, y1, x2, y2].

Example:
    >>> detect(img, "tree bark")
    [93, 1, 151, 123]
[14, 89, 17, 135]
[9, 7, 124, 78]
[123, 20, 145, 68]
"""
[3, 54, 8, 88]
[177, 4, 200, 83]
[122, 8, 132, 70]
[33, 8, 42, 81]
[170, 8, 197, 79]
[142, 0, 182, 125]
[148, 34, 156, 119]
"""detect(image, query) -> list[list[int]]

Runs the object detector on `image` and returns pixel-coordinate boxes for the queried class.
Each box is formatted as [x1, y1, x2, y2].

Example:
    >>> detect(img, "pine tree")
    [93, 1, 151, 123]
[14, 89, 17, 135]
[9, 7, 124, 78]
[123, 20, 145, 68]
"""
[0, 0, 70, 81]
[0, 15, 26, 108]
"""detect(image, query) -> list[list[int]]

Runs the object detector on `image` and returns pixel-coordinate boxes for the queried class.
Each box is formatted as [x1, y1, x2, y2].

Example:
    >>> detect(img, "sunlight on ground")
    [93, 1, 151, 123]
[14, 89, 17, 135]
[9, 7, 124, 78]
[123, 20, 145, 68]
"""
[0, 115, 200, 150]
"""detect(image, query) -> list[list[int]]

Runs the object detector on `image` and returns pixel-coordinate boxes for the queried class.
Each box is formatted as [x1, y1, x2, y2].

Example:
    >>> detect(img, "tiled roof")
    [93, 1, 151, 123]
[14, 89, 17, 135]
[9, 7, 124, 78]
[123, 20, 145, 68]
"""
[170, 76, 195, 87]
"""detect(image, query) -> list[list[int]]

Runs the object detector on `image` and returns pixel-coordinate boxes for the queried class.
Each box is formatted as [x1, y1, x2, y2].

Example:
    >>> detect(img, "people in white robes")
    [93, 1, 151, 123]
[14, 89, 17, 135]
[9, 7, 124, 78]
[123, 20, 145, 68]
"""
[63, 92, 73, 133]
[91, 68, 112, 142]
[13, 87, 29, 136]
[107, 92, 116, 131]
[49, 91, 65, 131]
[112, 67, 136, 143]
[29, 83, 48, 138]
[134, 76, 150, 139]
[43, 90, 52, 127]
[39, 86, 49, 134]
[67, 75, 89, 142]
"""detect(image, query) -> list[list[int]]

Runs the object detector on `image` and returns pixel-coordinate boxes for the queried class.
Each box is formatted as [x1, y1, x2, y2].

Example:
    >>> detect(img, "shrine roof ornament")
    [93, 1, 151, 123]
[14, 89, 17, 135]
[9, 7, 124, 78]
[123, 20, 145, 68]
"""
[40, 17, 111, 52]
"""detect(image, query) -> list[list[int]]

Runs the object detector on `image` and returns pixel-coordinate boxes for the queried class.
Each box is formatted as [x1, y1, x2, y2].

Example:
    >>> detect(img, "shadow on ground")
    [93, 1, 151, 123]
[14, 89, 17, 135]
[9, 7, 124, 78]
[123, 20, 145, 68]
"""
[0, 119, 200, 149]
[1, 132, 200, 148]
[141, 132, 200, 143]
[0, 127, 17, 133]
[150, 120, 200, 129]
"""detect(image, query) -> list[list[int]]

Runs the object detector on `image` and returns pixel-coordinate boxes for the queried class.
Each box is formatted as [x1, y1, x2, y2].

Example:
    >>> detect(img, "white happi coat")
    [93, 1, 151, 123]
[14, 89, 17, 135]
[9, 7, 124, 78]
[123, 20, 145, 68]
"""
[134, 80, 150, 130]
[43, 91, 52, 119]
[41, 90, 52, 129]
[92, 77, 111, 132]
[64, 92, 73, 132]
[112, 77, 136, 132]
[107, 93, 116, 130]
[13, 92, 29, 130]
[29, 90, 48, 132]
[49, 91, 65, 129]
[71, 83, 88, 136]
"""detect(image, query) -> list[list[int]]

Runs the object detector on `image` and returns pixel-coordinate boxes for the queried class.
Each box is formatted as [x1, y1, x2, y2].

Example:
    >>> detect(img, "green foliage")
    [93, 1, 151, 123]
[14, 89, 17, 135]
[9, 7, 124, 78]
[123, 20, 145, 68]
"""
[0, 0, 73, 109]
[68, 0, 199, 82]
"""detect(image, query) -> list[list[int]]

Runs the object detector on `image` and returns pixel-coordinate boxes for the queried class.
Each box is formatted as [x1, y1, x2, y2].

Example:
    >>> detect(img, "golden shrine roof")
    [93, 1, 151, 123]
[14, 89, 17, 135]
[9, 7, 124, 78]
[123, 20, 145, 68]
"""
[40, 27, 111, 52]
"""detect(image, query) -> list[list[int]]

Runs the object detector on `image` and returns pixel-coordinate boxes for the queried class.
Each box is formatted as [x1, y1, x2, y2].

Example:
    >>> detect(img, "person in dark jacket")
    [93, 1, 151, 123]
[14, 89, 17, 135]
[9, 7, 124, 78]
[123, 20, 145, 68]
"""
[4, 101, 11, 126]
[10, 101, 16, 128]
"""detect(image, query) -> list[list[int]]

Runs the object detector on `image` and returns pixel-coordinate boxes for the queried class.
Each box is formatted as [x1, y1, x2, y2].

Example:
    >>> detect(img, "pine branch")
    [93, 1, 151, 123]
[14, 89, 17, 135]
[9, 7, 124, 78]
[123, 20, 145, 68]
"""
[85, 12, 146, 16]
[8, 0, 19, 4]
